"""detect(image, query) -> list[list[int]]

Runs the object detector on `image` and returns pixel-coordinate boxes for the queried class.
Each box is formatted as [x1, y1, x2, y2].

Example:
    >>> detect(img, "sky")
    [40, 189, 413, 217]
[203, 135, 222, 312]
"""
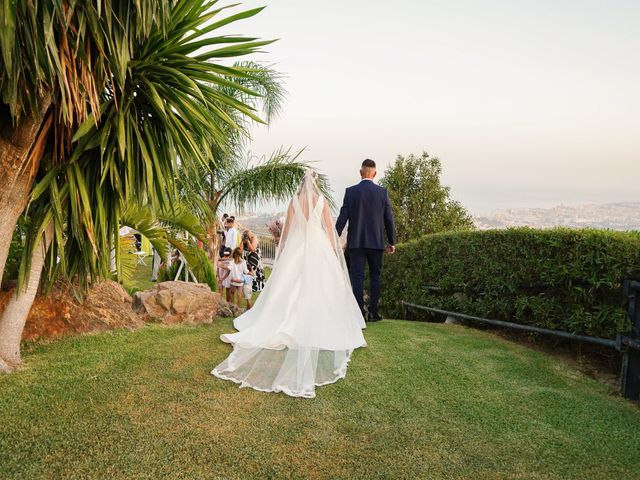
[221, 0, 639, 214]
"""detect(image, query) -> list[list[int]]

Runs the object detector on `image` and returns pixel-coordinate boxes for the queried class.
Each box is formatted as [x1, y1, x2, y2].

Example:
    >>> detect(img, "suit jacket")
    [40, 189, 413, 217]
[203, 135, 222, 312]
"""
[335, 179, 396, 250]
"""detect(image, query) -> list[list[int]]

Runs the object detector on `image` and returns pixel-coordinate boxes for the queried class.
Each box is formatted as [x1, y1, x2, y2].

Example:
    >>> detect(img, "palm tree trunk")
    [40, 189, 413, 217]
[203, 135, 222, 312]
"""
[0, 222, 53, 372]
[0, 95, 52, 287]
[206, 190, 221, 272]
[205, 221, 221, 267]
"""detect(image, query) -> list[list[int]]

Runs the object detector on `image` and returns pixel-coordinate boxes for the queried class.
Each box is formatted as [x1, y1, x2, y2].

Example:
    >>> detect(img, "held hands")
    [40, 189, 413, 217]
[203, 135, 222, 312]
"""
[385, 245, 396, 254]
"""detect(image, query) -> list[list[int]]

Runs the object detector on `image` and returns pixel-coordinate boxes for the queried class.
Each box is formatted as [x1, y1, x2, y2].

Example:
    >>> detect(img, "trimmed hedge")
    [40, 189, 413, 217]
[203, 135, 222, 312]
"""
[380, 228, 640, 339]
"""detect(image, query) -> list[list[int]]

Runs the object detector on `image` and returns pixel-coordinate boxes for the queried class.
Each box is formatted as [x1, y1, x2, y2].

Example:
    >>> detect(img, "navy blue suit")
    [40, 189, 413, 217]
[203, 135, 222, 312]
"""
[336, 179, 396, 317]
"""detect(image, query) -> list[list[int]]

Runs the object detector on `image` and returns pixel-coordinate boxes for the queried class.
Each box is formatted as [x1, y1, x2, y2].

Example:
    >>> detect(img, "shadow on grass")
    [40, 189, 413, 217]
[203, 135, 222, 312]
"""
[1, 319, 639, 479]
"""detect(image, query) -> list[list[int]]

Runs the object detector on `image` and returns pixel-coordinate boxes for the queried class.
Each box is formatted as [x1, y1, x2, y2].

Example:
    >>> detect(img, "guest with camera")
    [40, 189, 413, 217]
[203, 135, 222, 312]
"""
[241, 229, 265, 292]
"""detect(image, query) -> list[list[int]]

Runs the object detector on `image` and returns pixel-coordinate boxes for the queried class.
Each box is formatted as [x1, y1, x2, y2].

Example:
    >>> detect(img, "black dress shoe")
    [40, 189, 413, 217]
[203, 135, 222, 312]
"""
[368, 313, 383, 322]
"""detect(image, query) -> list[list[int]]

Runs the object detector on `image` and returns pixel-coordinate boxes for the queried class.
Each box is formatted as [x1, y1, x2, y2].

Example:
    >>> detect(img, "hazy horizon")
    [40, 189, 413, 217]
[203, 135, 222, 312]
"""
[221, 0, 639, 215]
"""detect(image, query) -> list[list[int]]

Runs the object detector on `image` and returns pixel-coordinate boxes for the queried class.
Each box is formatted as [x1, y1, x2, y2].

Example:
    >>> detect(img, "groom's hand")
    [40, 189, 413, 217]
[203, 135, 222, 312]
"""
[385, 245, 396, 254]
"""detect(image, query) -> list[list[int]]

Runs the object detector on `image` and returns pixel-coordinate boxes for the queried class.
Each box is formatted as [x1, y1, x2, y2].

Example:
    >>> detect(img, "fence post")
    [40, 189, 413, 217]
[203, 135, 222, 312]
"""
[621, 279, 640, 401]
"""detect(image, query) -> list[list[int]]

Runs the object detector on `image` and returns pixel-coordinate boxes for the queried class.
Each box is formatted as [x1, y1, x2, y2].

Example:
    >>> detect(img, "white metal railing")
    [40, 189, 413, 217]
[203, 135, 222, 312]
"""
[256, 233, 276, 266]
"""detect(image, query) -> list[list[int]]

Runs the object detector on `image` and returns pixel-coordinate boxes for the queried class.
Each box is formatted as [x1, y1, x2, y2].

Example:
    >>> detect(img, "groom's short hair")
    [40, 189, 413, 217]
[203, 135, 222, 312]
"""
[362, 159, 376, 169]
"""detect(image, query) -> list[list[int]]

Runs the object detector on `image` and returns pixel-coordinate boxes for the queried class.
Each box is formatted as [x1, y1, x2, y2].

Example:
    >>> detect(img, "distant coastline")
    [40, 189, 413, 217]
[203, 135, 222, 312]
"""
[473, 202, 640, 231]
[237, 201, 640, 233]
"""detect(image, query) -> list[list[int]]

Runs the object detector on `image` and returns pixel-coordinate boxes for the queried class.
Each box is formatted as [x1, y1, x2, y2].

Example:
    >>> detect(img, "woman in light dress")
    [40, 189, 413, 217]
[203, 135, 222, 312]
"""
[212, 170, 366, 398]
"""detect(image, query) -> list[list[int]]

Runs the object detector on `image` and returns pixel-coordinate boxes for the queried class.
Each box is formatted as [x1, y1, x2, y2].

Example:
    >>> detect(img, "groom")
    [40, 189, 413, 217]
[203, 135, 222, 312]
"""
[336, 159, 396, 322]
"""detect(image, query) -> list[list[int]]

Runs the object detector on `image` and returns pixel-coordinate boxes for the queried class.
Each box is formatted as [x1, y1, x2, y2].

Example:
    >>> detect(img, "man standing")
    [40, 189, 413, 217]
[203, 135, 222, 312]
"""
[218, 213, 229, 257]
[224, 217, 238, 251]
[336, 159, 396, 321]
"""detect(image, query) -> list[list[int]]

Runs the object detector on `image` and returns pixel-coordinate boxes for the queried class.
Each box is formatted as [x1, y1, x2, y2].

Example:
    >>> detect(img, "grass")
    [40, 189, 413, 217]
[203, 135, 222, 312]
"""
[122, 260, 155, 294]
[122, 261, 271, 303]
[1, 320, 639, 479]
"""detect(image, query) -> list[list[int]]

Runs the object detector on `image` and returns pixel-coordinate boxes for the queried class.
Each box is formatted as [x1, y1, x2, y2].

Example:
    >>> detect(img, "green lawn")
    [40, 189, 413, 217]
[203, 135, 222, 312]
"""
[122, 260, 155, 294]
[1, 320, 639, 479]
[122, 262, 272, 302]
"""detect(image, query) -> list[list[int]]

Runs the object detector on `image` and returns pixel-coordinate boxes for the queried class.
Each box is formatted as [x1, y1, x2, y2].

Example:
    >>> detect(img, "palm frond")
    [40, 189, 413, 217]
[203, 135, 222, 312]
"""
[112, 234, 139, 284]
[157, 206, 208, 243]
[121, 206, 171, 261]
[166, 236, 217, 291]
[16, 1, 279, 289]
[225, 61, 287, 123]
[217, 147, 334, 212]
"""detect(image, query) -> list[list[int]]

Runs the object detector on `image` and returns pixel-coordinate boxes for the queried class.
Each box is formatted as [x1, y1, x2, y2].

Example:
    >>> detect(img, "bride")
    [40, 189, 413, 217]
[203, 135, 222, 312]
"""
[212, 170, 366, 398]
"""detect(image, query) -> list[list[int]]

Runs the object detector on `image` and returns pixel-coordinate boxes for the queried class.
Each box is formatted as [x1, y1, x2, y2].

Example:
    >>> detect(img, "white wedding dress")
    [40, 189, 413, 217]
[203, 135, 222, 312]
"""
[212, 171, 366, 398]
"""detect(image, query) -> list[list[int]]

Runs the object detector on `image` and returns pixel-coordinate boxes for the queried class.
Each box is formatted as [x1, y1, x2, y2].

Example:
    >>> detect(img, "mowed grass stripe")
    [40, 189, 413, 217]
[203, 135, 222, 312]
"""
[1, 320, 639, 479]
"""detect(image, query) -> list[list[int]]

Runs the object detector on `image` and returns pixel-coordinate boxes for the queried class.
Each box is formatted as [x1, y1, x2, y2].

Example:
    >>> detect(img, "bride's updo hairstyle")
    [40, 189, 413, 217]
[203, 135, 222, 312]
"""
[301, 169, 319, 186]
[295, 169, 320, 199]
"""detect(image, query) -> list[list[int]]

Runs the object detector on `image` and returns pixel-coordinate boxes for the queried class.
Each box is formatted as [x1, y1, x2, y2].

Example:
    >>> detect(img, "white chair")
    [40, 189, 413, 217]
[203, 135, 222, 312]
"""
[134, 251, 149, 266]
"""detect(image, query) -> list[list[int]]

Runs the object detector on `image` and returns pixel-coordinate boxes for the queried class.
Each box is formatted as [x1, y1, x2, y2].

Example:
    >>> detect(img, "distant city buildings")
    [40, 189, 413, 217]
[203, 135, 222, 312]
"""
[473, 202, 640, 231]
[237, 202, 640, 234]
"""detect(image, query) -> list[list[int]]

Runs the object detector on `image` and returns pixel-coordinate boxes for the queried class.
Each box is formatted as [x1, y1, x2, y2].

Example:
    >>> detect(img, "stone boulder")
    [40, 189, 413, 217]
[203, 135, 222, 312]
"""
[133, 281, 219, 324]
[9, 280, 144, 342]
[216, 299, 244, 318]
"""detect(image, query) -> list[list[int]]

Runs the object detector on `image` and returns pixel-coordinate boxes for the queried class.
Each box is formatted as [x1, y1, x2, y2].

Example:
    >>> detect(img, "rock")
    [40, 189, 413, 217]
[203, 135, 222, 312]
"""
[156, 289, 172, 310]
[216, 299, 244, 318]
[10, 280, 145, 342]
[133, 281, 219, 324]
[172, 295, 189, 314]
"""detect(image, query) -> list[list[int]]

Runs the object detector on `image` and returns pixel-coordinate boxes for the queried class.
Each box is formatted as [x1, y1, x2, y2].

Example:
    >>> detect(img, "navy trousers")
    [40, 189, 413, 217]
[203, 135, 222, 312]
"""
[348, 248, 384, 316]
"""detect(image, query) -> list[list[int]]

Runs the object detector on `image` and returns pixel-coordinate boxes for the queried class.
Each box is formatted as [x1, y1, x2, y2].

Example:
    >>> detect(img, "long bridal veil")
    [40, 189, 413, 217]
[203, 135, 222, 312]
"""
[212, 170, 366, 398]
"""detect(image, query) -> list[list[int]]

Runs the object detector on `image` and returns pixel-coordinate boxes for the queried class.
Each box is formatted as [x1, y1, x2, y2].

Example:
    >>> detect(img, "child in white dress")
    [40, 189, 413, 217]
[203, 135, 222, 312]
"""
[228, 247, 248, 306]
[218, 247, 232, 295]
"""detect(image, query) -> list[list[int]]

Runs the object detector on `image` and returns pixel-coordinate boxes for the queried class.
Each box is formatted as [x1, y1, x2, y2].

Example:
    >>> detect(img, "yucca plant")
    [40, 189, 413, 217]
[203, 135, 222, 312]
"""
[0, 0, 275, 372]
[177, 145, 334, 266]
[173, 60, 333, 264]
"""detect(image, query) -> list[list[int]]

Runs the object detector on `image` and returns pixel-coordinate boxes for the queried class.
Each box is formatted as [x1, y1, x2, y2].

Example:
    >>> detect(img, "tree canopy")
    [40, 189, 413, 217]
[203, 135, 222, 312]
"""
[380, 152, 474, 244]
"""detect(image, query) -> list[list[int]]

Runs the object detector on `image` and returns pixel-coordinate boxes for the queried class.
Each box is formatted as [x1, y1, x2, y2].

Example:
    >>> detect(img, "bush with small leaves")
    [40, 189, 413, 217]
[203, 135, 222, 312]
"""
[381, 228, 640, 339]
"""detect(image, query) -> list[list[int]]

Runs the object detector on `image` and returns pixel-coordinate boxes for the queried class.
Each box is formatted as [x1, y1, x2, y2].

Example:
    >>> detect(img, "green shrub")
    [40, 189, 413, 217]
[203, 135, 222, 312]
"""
[380, 228, 640, 339]
[2, 219, 26, 288]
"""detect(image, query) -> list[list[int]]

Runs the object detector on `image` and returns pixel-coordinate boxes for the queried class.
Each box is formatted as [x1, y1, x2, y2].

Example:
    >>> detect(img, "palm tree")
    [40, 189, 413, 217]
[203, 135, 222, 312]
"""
[0, 0, 163, 284]
[0, 0, 276, 372]
[178, 146, 333, 266]
[174, 61, 333, 265]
